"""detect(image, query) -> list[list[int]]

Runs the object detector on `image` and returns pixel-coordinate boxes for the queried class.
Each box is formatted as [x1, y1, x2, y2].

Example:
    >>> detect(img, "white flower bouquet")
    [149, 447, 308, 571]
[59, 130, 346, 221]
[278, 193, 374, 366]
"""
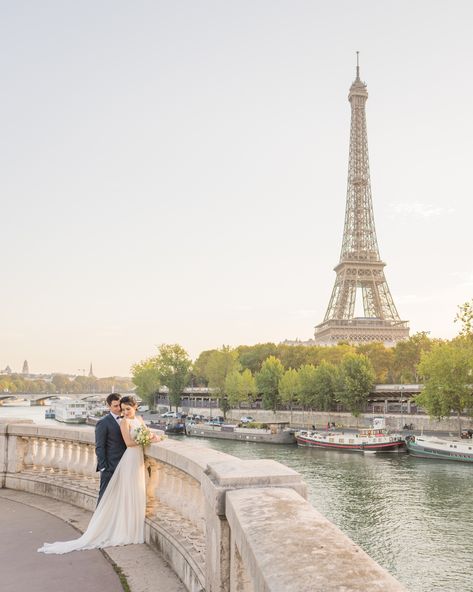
[133, 425, 153, 447]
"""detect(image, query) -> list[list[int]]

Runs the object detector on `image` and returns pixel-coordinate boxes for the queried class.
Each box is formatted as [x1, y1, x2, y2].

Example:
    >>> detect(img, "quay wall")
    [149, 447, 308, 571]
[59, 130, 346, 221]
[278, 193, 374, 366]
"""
[0, 420, 407, 592]
[181, 407, 473, 433]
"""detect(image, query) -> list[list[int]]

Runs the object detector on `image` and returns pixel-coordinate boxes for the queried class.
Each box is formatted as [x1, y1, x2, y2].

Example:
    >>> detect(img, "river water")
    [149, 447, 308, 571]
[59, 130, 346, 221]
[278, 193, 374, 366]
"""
[2, 405, 473, 592]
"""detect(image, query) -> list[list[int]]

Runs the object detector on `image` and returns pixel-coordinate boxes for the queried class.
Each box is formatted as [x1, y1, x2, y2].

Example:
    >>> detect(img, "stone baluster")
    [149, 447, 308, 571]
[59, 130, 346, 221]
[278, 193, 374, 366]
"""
[43, 438, 57, 473]
[77, 442, 89, 478]
[69, 442, 81, 476]
[23, 437, 36, 470]
[36, 438, 48, 472]
[59, 440, 73, 474]
[87, 444, 98, 479]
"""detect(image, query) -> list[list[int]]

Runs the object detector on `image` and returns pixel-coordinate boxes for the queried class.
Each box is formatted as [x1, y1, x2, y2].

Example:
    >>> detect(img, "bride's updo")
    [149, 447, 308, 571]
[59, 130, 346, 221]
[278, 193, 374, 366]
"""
[120, 395, 138, 408]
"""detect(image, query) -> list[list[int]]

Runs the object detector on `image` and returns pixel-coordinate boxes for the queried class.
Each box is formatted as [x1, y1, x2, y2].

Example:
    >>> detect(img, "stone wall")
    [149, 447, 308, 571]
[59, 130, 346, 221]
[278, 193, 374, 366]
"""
[0, 421, 407, 592]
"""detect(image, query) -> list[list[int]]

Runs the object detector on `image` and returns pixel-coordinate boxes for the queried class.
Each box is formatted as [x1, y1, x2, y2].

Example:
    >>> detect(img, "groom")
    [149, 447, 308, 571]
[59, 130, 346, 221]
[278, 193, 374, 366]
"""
[95, 393, 127, 504]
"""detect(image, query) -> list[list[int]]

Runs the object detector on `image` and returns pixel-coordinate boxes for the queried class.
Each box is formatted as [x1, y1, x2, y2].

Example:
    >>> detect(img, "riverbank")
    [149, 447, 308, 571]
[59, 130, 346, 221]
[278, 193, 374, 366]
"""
[171, 408, 473, 434]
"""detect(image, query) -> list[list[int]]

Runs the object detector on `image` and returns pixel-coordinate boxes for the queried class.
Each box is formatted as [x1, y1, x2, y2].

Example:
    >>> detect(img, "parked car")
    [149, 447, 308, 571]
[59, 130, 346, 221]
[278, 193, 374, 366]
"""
[207, 417, 225, 426]
[160, 411, 175, 418]
[240, 416, 255, 424]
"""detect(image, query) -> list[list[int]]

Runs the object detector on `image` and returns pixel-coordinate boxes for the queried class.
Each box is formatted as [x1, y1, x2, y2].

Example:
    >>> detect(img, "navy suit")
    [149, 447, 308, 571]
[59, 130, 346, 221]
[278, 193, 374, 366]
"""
[95, 413, 127, 504]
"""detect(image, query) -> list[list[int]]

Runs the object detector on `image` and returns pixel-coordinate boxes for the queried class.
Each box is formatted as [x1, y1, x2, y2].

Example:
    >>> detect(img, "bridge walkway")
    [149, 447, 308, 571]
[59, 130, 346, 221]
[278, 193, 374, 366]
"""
[0, 489, 186, 592]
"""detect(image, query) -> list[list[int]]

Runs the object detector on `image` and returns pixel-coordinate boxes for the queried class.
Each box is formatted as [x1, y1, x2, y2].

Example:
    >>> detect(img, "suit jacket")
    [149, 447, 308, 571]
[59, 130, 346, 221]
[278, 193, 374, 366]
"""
[95, 413, 127, 473]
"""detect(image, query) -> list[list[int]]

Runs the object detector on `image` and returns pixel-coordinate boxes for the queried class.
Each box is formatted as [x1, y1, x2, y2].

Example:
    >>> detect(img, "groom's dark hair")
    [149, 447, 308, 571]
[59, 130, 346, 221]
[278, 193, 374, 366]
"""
[106, 393, 121, 406]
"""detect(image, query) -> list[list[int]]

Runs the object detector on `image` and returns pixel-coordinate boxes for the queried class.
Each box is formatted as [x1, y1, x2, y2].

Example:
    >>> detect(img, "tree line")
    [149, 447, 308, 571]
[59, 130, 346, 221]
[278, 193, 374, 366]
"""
[0, 374, 134, 395]
[132, 301, 473, 425]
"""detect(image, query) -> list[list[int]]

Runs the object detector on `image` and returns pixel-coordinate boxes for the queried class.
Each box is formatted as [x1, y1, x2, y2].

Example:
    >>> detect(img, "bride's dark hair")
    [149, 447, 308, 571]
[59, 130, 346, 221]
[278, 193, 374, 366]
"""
[120, 395, 138, 407]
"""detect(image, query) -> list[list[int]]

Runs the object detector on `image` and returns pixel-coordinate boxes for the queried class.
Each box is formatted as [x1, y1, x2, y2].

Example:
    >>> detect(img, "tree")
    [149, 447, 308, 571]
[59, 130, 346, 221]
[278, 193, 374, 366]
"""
[203, 346, 240, 417]
[154, 344, 192, 409]
[131, 358, 161, 408]
[392, 332, 435, 383]
[336, 354, 375, 417]
[416, 339, 473, 434]
[356, 342, 394, 383]
[313, 361, 338, 411]
[237, 343, 278, 374]
[256, 356, 284, 412]
[224, 369, 256, 412]
[279, 368, 299, 422]
[297, 364, 318, 409]
[455, 299, 473, 337]
[51, 374, 71, 394]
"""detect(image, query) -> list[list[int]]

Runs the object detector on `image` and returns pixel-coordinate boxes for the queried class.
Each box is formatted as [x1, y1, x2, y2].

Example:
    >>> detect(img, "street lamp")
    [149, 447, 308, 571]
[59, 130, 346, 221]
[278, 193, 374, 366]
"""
[400, 386, 405, 430]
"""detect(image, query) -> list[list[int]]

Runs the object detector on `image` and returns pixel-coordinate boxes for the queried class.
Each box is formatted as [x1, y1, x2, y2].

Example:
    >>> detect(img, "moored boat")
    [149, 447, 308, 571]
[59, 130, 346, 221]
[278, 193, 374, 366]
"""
[54, 399, 88, 424]
[406, 434, 473, 463]
[295, 417, 405, 453]
[186, 421, 296, 444]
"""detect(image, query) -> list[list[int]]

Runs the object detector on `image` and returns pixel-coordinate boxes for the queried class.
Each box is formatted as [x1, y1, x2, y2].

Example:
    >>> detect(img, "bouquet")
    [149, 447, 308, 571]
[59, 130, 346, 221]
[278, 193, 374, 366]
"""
[133, 425, 153, 447]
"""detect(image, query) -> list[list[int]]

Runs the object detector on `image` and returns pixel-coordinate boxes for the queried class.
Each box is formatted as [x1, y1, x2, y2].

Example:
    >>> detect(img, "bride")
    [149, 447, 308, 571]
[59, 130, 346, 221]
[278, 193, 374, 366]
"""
[38, 395, 159, 554]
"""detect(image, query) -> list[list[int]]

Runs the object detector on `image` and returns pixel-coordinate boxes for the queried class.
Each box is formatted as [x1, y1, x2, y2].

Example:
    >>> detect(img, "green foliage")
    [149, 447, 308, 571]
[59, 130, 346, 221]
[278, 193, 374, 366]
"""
[131, 358, 161, 406]
[356, 342, 394, 383]
[256, 356, 284, 412]
[312, 361, 338, 411]
[200, 346, 240, 417]
[154, 344, 192, 409]
[416, 339, 473, 423]
[455, 299, 473, 337]
[297, 364, 318, 408]
[224, 368, 256, 409]
[336, 354, 375, 417]
[392, 332, 435, 383]
[279, 368, 299, 408]
[237, 343, 278, 373]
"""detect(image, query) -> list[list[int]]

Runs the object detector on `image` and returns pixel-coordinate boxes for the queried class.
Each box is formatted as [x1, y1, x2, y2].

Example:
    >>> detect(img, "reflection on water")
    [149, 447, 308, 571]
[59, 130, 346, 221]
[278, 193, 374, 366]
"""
[185, 437, 473, 592]
[2, 407, 473, 592]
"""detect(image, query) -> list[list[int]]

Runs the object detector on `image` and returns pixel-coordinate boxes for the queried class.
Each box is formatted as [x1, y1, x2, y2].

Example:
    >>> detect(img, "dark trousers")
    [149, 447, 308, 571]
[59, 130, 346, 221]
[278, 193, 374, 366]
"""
[97, 470, 113, 506]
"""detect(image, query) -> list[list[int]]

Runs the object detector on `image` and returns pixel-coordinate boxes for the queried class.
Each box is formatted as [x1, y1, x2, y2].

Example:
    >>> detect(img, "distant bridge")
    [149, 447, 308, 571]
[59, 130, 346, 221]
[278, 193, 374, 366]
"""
[0, 385, 423, 407]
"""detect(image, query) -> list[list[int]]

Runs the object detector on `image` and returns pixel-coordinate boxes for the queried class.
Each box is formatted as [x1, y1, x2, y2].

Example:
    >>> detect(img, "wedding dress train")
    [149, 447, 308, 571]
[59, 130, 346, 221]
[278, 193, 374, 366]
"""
[38, 418, 146, 554]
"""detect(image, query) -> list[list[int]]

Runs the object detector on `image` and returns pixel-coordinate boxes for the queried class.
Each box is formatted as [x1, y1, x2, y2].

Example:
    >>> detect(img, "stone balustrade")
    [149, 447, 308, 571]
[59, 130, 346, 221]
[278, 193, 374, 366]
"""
[0, 421, 407, 592]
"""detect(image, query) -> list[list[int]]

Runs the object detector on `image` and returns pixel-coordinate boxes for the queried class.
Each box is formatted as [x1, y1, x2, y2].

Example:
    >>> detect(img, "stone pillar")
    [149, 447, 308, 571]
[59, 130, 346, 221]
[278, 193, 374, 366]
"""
[201, 458, 306, 592]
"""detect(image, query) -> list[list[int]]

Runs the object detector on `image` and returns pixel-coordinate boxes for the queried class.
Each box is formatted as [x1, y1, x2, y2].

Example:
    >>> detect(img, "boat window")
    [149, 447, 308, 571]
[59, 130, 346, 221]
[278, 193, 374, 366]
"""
[349, 439, 354, 444]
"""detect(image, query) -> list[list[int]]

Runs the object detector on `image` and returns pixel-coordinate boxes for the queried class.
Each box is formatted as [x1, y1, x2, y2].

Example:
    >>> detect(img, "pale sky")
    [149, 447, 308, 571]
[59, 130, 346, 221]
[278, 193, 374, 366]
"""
[2, 1, 473, 376]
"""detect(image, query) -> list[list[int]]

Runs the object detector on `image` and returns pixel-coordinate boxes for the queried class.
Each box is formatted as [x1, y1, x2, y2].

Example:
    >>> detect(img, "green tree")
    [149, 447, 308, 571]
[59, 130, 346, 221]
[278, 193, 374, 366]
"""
[455, 299, 473, 337]
[204, 346, 240, 417]
[313, 361, 338, 411]
[224, 369, 256, 411]
[256, 356, 284, 412]
[279, 368, 299, 422]
[336, 354, 375, 417]
[392, 332, 435, 383]
[154, 344, 192, 409]
[298, 364, 318, 409]
[237, 343, 278, 374]
[131, 358, 161, 408]
[356, 342, 394, 383]
[416, 339, 473, 434]
[52, 374, 71, 394]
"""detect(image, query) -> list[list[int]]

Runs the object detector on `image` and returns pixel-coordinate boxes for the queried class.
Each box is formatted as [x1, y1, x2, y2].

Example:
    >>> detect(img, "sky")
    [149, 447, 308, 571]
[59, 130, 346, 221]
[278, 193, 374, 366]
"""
[1, 1, 473, 377]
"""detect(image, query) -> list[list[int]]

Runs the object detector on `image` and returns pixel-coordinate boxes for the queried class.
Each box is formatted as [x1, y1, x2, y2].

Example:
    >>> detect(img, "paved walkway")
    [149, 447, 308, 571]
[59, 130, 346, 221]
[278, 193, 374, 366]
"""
[0, 489, 186, 592]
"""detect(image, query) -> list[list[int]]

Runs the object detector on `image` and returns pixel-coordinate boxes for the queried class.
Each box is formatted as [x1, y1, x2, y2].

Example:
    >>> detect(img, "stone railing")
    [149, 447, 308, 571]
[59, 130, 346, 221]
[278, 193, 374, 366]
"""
[0, 421, 406, 592]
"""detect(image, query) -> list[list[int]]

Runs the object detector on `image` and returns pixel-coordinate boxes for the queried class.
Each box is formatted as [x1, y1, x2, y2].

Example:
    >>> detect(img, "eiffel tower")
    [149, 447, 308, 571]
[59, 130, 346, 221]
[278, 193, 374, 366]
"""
[314, 56, 409, 345]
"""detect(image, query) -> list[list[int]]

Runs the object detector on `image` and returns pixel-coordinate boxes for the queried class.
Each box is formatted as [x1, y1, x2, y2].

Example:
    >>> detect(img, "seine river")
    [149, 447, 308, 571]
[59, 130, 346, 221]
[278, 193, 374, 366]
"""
[2, 406, 473, 592]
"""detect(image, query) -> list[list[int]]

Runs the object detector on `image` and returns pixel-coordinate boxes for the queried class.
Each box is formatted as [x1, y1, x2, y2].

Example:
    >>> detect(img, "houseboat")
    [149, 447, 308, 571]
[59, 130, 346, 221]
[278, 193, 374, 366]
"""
[406, 434, 473, 463]
[295, 417, 405, 453]
[186, 421, 296, 444]
[54, 399, 88, 424]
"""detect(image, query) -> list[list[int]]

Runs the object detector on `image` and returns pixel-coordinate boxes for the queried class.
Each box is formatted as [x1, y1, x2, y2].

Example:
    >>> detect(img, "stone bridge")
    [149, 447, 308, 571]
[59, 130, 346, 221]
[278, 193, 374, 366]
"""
[0, 421, 406, 591]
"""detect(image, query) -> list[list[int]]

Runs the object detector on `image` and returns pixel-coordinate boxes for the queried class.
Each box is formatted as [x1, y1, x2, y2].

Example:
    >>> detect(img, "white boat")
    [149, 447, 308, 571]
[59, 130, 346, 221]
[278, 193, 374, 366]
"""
[1, 398, 31, 407]
[296, 417, 405, 453]
[406, 434, 473, 463]
[53, 399, 88, 424]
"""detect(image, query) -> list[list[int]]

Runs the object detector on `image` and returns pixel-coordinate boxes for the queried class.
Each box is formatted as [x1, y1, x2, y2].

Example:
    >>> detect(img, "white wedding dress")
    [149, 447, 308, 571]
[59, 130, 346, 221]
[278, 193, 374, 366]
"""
[38, 418, 146, 554]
